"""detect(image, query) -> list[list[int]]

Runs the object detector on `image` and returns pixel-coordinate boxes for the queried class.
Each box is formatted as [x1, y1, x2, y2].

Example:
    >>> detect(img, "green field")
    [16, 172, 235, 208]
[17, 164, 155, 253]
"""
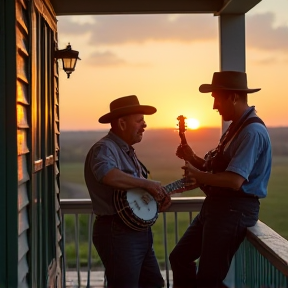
[258, 156, 288, 239]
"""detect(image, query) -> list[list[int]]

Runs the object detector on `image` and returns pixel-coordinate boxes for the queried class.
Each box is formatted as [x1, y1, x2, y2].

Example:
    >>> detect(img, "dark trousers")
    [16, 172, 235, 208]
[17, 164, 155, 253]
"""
[169, 196, 260, 288]
[93, 214, 164, 288]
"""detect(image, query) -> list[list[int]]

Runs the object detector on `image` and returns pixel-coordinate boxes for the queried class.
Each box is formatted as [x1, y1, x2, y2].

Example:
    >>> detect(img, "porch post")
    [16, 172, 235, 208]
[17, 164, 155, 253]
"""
[218, 14, 246, 133]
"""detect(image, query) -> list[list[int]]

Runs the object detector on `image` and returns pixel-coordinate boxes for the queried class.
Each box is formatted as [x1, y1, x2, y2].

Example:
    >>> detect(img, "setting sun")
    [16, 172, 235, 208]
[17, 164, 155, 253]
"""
[186, 118, 200, 130]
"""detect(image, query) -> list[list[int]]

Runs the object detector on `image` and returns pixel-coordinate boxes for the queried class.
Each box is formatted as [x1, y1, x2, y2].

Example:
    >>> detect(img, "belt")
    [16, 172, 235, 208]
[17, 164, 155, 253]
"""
[205, 189, 258, 199]
[95, 214, 116, 220]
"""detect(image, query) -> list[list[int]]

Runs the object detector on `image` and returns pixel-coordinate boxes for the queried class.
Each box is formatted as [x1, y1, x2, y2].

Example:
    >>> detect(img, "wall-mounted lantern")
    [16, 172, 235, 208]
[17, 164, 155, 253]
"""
[54, 43, 81, 78]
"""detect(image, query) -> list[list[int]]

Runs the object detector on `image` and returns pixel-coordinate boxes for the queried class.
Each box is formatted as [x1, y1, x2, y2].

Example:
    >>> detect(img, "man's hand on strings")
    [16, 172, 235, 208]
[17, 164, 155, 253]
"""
[143, 180, 167, 202]
[143, 180, 171, 211]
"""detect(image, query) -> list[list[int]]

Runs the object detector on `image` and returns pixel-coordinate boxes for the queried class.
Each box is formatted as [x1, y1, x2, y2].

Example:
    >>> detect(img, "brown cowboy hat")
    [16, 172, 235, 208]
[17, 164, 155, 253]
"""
[99, 95, 157, 124]
[199, 71, 261, 93]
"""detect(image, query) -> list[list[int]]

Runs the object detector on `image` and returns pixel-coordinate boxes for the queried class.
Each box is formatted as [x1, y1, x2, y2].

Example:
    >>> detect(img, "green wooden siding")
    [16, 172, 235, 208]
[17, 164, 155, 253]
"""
[54, 37, 62, 287]
[5, 0, 19, 287]
[2, 0, 67, 286]
[16, 0, 30, 287]
[30, 2, 60, 286]
[0, 0, 8, 284]
[0, 0, 61, 287]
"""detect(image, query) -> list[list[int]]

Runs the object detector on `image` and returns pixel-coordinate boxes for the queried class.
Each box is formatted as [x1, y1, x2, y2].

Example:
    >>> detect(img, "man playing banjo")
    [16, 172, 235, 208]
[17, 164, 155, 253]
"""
[84, 95, 171, 288]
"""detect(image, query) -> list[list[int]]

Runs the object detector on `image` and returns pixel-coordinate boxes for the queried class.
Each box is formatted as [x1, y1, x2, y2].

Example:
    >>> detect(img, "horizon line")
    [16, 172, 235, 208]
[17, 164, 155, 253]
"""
[60, 125, 288, 133]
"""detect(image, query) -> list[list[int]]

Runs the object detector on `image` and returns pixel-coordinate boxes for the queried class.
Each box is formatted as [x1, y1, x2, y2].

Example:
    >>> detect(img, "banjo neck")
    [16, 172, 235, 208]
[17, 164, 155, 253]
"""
[164, 178, 198, 195]
[164, 179, 186, 195]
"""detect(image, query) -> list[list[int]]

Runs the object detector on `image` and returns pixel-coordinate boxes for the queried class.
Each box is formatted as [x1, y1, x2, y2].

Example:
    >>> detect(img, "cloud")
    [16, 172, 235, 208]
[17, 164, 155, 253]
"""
[58, 14, 217, 44]
[57, 12, 288, 52]
[57, 17, 92, 35]
[88, 50, 152, 67]
[88, 14, 217, 45]
[253, 56, 288, 65]
[246, 13, 288, 52]
[253, 57, 280, 65]
[89, 51, 128, 66]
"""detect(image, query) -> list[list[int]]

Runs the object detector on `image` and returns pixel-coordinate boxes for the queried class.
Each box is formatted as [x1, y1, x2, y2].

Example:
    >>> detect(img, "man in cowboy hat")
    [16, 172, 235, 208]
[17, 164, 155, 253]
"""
[169, 71, 272, 287]
[84, 95, 171, 288]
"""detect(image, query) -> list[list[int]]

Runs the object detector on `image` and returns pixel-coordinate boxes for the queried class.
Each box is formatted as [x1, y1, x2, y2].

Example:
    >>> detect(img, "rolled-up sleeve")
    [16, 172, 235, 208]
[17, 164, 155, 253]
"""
[90, 144, 118, 182]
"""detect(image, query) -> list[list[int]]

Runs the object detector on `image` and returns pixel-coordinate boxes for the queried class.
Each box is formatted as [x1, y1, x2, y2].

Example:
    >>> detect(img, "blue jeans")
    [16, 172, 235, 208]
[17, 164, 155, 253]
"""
[169, 195, 260, 288]
[93, 214, 164, 288]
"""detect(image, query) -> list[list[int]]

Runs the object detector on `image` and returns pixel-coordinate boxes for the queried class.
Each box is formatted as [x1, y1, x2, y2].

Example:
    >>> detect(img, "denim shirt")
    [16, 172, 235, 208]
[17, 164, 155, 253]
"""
[224, 107, 272, 198]
[84, 130, 142, 215]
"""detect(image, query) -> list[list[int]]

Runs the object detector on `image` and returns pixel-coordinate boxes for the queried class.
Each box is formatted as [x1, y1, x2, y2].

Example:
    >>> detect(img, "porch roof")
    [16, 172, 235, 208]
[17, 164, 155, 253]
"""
[50, 0, 261, 16]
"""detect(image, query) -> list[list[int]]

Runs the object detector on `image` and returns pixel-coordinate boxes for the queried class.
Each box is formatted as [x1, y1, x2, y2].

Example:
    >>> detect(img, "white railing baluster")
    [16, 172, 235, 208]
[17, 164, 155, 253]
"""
[163, 212, 170, 288]
[62, 214, 67, 288]
[86, 213, 93, 288]
[75, 214, 80, 287]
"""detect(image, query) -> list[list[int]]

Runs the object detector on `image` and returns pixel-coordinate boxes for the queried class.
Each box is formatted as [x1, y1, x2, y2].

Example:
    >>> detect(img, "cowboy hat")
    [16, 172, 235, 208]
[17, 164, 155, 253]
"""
[199, 71, 261, 93]
[99, 95, 157, 124]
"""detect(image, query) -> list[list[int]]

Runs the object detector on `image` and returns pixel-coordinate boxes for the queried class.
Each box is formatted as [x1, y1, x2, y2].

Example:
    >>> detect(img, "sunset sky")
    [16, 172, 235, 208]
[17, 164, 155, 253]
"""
[57, 0, 288, 131]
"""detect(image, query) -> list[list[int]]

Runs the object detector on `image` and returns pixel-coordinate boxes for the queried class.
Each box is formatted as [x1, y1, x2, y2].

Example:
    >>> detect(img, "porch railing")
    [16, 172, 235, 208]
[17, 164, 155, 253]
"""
[235, 221, 288, 287]
[60, 198, 288, 288]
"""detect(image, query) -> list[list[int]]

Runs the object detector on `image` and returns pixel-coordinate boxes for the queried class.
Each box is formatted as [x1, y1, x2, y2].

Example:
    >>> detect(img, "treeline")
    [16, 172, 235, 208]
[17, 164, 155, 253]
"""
[59, 127, 288, 163]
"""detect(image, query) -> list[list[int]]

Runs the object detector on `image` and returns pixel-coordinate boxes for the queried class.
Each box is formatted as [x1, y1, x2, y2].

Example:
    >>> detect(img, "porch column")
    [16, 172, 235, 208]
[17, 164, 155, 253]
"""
[218, 14, 246, 132]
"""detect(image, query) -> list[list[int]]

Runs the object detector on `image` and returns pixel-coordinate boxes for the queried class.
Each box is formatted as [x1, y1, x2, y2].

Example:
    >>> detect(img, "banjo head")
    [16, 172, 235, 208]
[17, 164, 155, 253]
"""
[126, 189, 158, 221]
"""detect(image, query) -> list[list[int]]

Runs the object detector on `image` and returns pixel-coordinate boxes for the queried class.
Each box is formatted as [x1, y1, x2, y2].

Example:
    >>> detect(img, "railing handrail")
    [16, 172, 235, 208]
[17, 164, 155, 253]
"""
[60, 197, 206, 213]
[247, 220, 288, 276]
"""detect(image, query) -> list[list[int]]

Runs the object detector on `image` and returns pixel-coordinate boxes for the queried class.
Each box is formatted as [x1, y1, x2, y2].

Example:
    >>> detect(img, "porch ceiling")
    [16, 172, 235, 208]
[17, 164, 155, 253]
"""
[50, 0, 262, 16]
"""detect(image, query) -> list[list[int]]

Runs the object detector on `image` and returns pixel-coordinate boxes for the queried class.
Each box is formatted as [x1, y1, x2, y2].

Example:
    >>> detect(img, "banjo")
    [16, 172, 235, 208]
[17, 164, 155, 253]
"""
[113, 115, 198, 231]
[113, 178, 196, 231]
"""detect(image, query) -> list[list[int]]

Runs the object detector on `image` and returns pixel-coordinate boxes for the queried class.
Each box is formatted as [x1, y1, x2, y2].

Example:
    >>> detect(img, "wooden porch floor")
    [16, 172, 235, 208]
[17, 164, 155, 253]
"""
[65, 270, 173, 287]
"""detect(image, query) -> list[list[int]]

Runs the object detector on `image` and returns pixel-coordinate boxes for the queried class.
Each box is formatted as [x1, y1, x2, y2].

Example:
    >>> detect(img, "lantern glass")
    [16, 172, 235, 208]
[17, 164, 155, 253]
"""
[63, 58, 77, 69]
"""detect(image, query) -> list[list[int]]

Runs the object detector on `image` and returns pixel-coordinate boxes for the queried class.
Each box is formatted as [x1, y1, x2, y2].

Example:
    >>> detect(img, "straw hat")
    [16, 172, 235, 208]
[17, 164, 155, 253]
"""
[99, 95, 157, 124]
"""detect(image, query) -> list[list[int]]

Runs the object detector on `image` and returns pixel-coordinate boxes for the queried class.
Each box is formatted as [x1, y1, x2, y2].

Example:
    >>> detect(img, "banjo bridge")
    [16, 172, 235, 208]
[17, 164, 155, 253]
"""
[141, 193, 153, 204]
